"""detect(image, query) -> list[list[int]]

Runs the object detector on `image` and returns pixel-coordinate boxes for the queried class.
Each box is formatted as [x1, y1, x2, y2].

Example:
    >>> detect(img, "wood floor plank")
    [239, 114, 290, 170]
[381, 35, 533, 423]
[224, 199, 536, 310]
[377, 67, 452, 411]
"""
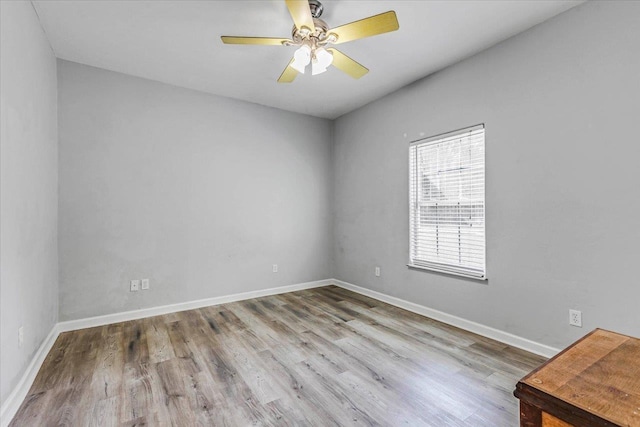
[219, 329, 283, 405]
[8, 390, 52, 426]
[9, 286, 546, 426]
[89, 396, 119, 427]
[144, 317, 176, 364]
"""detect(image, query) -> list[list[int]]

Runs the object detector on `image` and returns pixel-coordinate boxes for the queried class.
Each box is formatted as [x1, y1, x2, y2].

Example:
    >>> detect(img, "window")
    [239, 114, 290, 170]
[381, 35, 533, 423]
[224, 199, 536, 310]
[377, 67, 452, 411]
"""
[409, 125, 485, 279]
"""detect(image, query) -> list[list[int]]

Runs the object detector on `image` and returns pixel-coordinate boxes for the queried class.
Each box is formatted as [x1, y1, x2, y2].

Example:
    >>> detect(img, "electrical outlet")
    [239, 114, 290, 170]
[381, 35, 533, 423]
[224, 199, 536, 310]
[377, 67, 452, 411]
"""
[569, 309, 582, 327]
[18, 326, 24, 348]
[130, 279, 140, 292]
[272, 264, 278, 273]
[375, 266, 381, 277]
[141, 279, 150, 290]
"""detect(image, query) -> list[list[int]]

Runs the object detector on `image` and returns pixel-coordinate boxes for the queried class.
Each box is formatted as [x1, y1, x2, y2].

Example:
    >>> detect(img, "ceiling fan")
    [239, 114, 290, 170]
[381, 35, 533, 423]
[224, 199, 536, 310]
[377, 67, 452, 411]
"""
[221, 0, 399, 83]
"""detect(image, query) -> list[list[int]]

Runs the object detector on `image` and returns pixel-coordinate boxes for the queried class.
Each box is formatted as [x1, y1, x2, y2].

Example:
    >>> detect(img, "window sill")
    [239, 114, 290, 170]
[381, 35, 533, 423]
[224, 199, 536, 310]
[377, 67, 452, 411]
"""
[407, 263, 487, 281]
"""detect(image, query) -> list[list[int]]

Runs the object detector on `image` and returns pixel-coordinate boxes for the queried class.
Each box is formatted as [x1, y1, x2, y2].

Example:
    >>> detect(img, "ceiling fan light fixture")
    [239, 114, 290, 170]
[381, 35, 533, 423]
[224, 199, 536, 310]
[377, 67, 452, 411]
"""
[311, 47, 333, 75]
[291, 44, 311, 73]
[222, 1, 399, 82]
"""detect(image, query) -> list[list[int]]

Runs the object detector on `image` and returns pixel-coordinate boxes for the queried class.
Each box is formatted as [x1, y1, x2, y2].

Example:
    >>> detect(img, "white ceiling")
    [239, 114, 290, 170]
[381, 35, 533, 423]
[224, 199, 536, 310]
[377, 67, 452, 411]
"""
[33, 0, 583, 119]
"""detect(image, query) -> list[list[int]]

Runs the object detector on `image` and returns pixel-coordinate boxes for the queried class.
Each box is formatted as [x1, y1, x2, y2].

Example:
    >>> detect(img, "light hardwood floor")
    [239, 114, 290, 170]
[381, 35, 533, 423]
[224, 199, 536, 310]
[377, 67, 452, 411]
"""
[10, 285, 545, 426]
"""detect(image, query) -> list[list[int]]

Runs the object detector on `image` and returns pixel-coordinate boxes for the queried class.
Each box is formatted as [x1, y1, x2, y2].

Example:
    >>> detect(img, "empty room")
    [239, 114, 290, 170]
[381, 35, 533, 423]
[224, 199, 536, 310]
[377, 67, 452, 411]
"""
[1, 0, 639, 425]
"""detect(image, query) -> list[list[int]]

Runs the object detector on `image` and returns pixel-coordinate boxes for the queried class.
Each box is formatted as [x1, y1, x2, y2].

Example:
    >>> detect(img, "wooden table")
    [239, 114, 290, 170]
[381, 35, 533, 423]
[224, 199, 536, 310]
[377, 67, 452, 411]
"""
[514, 329, 640, 427]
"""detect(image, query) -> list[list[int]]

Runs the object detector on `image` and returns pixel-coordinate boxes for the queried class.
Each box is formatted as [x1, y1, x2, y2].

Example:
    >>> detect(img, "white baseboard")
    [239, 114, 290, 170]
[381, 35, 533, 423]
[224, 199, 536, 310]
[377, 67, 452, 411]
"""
[57, 279, 333, 333]
[1, 278, 331, 426]
[331, 279, 560, 358]
[1, 324, 60, 427]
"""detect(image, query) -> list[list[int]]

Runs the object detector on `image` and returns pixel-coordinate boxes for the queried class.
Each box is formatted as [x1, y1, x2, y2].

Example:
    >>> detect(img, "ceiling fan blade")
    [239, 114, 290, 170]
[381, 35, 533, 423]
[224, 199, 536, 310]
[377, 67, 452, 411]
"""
[328, 11, 399, 44]
[277, 58, 299, 83]
[326, 48, 368, 79]
[221, 36, 290, 46]
[285, 0, 315, 33]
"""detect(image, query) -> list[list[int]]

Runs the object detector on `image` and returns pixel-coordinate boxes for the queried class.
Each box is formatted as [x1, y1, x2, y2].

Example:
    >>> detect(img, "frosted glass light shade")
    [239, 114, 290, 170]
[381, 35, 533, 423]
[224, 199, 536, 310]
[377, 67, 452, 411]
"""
[312, 47, 333, 75]
[291, 45, 311, 73]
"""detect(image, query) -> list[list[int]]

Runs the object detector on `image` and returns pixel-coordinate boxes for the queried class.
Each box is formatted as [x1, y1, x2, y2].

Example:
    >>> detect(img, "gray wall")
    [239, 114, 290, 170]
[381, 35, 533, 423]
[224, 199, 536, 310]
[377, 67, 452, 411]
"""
[0, 1, 59, 404]
[57, 60, 333, 321]
[333, 1, 640, 350]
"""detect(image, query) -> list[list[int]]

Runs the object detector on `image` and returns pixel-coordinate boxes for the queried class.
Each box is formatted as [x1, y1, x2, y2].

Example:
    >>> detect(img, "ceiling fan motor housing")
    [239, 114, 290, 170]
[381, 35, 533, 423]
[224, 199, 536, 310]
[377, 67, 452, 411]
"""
[291, 18, 331, 45]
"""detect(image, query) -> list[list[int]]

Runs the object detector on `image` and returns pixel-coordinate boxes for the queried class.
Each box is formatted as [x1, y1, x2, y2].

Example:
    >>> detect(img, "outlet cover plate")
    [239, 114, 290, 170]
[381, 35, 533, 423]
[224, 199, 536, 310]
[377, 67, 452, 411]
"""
[130, 280, 140, 292]
[569, 309, 582, 327]
[141, 279, 150, 290]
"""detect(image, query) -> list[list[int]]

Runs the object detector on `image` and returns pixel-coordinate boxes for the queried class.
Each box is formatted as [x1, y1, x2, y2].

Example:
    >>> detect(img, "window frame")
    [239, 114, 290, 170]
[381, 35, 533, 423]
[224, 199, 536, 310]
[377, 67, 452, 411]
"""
[407, 124, 487, 280]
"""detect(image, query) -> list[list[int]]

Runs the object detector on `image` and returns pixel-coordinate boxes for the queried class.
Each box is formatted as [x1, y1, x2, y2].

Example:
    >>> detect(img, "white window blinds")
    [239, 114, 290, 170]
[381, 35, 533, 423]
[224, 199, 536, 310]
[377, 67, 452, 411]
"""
[409, 125, 486, 279]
